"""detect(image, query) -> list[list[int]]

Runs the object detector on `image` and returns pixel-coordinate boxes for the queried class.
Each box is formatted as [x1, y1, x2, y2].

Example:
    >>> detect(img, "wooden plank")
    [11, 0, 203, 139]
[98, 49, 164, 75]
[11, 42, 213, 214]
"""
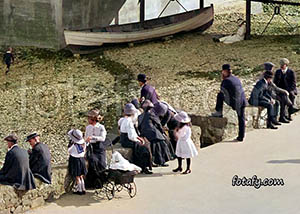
[250, 0, 300, 6]
[246, 0, 251, 40]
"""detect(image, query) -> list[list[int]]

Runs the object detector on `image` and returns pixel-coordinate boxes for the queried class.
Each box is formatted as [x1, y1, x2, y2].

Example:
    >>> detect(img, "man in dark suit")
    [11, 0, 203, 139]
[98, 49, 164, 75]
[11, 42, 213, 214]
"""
[137, 74, 159, 105]
[249, 64, 280, 129]
[0, 134, 36, 190]
[26, 133, 52, 184]
[273, 58, 299, 121]
[211, 64, 247, 141]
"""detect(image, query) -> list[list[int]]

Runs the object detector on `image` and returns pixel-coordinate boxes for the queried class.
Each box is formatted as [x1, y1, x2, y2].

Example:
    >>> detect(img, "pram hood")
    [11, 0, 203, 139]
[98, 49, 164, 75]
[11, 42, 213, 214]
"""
[109, 151, 141, 172]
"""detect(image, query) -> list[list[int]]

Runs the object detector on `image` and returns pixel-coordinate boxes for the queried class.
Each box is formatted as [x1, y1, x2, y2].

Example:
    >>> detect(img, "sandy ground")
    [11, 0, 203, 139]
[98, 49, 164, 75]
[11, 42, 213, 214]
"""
[26, 114, 300, 214]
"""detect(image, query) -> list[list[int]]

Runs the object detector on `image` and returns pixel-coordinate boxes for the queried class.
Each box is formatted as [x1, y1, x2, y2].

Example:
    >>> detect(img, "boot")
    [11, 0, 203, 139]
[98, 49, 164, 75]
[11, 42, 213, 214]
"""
[211, 111, 223, 118]
[289, 106, 300, 115]
[267, 121, 278, 129]
[271, 118, 281, 126]
[279, 117, 289, 123]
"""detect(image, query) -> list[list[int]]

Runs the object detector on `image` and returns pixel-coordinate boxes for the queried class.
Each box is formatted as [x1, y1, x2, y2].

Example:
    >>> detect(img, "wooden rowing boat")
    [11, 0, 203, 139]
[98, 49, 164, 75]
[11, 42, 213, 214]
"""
[64, 4, 214, 47]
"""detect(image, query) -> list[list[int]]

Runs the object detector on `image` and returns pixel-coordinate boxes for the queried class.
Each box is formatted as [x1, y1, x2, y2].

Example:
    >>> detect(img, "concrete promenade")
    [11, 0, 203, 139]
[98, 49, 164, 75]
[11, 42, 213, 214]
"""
[27, 115, 300, 214]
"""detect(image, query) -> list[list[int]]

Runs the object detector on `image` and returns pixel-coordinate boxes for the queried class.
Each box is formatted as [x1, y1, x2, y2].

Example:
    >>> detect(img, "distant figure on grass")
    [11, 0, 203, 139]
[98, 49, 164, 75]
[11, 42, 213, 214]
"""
[172, 111, 198, 175]
[137, 73, 159, 105]
[211, 64, 247, 142]
[213, 19, 246, 44]
[3, 47, 14, 75]
[67, 129, 87, 195]
[0, 134, 36, 190]
[26, 132, 52, 184]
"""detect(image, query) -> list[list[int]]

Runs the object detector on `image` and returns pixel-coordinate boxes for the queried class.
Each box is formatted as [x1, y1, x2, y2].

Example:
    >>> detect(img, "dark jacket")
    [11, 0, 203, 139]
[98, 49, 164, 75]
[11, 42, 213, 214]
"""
[141, 84, 159, 105]
[0, 145, 36, 190]
[3, 52, 14, 64]
[221, 75, 247, 110]
[249, 79, 272, 106]
[274, 68, 297, 95]
[138, 111, 165, 142]
[29, 143, 52, 184]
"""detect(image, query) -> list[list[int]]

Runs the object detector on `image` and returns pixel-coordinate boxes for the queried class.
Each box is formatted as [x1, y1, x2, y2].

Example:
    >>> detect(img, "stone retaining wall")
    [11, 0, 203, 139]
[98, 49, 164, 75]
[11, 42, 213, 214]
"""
[0, 165, 67, 214]
[0, 144, 132, 214]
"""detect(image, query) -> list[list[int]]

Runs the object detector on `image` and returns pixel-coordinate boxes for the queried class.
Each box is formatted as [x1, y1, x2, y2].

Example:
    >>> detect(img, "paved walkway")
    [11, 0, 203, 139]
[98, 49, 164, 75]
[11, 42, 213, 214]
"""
[27, 115, 300, 214]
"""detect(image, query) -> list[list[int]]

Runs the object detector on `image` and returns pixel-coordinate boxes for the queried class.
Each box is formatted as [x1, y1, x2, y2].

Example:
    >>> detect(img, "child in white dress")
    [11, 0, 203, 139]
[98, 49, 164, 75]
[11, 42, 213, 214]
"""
[172, 111, 198, 174]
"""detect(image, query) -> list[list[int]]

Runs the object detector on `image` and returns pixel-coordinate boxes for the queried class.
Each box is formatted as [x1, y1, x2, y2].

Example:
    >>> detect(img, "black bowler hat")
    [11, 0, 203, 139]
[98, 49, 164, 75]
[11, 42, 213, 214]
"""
[4, 134, 18, 144]
[26, 132, 39, 142]
[222, 64, 231, 71]
[137, 74, 147, 83]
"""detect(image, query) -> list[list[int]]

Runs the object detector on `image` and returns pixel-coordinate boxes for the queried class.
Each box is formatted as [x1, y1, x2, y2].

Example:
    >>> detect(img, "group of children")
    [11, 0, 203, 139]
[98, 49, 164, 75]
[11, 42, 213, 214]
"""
[67, 104, 199, 195]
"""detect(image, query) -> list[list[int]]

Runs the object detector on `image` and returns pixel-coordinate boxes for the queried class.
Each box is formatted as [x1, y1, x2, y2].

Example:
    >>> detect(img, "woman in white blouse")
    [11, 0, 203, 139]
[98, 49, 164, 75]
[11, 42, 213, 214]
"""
[119, 103, 152, 174]
[84, 109, 107, 187]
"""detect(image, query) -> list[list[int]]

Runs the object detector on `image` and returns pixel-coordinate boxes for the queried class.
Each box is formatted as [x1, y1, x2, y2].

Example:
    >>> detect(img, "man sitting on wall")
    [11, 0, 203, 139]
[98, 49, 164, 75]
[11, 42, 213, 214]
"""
[273, 58, 299, 121]
[27, 132, 52, 184]
[249, 63, 280, 129]
[0, 134, 36, 190]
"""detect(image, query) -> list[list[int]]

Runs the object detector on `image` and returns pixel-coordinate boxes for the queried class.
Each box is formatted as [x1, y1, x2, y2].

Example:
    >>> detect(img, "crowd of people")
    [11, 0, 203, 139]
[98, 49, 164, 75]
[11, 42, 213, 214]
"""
[211, 58, 299, 142]
[0, 58, 298, 196]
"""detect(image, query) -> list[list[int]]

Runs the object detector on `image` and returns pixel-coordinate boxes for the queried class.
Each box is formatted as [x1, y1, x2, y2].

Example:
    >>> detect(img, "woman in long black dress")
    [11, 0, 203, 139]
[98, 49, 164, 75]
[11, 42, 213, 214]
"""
[138, 100, 171, 167]
[119, 103, 153, 174]
[84, 109, 107, 188]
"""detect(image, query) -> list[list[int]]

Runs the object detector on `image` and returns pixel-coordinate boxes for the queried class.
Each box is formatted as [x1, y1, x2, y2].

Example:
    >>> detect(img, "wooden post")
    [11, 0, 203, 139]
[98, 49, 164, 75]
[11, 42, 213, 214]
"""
[200, 0, 204, 9]
[140, 0, 145, 22]
[245, 0, 251, 40]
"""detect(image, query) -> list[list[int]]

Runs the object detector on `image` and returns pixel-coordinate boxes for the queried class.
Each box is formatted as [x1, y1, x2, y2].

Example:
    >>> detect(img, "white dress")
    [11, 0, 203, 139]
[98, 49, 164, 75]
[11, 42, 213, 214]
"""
[175, 125, 198, 158]
[219, 23, 246, 44]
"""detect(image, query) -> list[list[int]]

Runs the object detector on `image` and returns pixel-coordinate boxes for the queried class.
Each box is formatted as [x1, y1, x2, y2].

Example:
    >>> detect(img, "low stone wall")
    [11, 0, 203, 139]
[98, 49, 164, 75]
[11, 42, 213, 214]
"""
[0, 144, 132, 214]
[0, 165, 67, 214]
[190, 92, 300, 147]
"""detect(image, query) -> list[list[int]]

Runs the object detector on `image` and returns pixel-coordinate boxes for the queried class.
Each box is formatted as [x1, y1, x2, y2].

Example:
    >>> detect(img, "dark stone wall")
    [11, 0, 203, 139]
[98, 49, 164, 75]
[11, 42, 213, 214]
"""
[0, 0, 62, 49]
[0, 0, 127, 49]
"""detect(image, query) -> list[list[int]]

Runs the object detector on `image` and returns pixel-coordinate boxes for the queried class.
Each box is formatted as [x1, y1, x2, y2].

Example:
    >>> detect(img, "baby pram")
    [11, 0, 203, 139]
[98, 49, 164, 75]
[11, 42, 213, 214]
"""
[96, 151, 141, 200]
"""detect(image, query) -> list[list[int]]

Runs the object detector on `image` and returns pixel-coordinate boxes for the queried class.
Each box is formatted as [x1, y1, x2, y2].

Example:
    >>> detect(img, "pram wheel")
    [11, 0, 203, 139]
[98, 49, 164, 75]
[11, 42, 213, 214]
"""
[104, 182, 115, 200]
[124, 182, 137, 198]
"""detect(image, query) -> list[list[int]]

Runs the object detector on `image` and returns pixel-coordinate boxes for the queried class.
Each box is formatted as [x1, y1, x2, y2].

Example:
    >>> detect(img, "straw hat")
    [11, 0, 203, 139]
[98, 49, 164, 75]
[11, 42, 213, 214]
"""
[152, 102, 168, 116]
[87, 109, 103, 121]
[174, 111, 191, 123]
[68, 129, 85, 144]
[124, 103, 137, 115]
[26, 132, 39, 142]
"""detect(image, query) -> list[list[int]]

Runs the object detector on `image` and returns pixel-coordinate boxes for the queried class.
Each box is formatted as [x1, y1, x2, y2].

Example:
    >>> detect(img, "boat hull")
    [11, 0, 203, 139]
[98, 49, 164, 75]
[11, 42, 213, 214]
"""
[64, 5, 214, 47]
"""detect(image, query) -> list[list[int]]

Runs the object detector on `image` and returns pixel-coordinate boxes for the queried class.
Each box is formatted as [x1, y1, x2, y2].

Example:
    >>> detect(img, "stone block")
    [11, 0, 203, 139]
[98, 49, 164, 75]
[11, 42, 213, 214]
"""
[0, 209, 10, 214]
[13, 206, 23, 214]
[31, 197, 44, 209]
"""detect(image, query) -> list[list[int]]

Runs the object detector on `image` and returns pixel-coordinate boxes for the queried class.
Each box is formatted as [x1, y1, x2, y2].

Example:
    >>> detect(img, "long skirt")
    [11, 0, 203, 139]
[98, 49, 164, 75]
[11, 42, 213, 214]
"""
[68, 156, 87, 178]
[120, 133, 152, 169]
[151, 140, 171, 165]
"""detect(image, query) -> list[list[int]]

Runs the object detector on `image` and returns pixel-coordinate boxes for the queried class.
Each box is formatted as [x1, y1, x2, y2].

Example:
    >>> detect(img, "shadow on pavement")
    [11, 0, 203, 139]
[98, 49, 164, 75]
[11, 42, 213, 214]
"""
[267, 159, 300, 164]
